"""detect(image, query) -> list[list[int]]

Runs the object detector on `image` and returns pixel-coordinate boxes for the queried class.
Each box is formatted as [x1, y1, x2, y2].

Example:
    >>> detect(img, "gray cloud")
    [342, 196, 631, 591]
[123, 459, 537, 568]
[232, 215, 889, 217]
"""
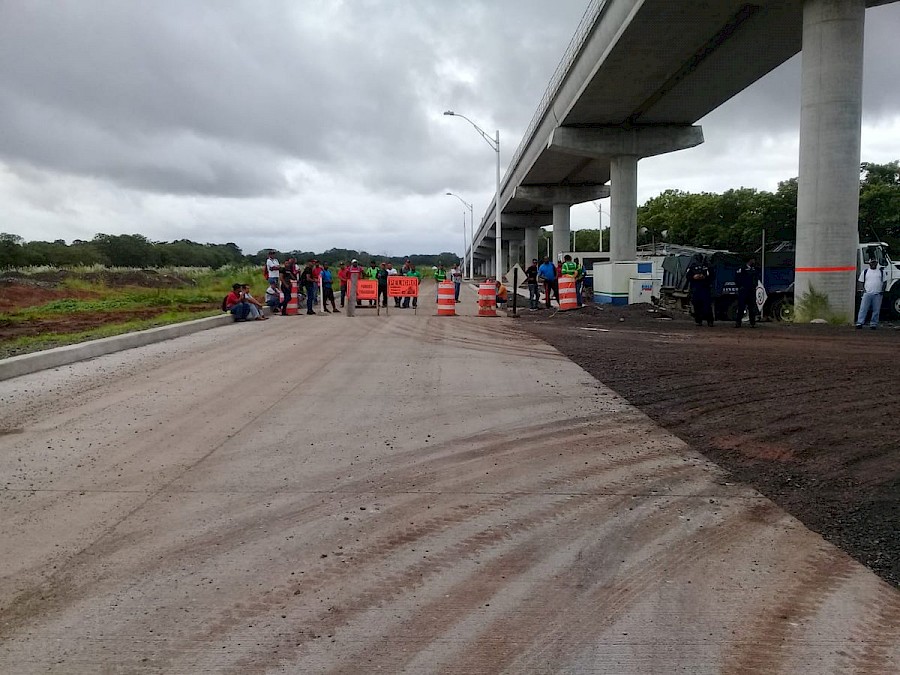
[0, 0, 898, 254]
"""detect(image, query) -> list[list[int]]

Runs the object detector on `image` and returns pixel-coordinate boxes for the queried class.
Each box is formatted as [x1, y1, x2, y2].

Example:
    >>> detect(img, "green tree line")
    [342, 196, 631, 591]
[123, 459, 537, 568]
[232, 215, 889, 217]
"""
[0, 232, 460, 270]
[635, 161, 900, 252]
[3, 162, 897, 269]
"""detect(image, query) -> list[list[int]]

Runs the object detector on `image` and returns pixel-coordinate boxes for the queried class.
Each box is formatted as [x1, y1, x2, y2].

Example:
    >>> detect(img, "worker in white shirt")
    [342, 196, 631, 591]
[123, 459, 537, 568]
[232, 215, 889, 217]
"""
[856, 258, 887, 329]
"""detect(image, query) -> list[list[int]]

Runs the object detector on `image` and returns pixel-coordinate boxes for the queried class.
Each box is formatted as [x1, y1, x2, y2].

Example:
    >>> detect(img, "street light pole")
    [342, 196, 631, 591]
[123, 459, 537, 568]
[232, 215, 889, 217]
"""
[593, 201, 610, 252]
[445, 192, 474, 280]
[443, 111, 501, 281]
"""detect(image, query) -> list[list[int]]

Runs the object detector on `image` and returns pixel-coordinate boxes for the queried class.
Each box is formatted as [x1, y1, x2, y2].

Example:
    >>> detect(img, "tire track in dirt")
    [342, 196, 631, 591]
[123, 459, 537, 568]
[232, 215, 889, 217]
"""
[219, 464, 704, 674]
[459, 502, 782, 674]
[721, 545, 862, 674]
[333, 482, 730, 674]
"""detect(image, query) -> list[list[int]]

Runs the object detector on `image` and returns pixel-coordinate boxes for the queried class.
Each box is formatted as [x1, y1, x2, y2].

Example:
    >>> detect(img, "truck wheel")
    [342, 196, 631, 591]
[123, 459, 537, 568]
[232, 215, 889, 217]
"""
[771, 297, 794, 322]
[722, 299, 738, 322]
[887, 289, 900, 319]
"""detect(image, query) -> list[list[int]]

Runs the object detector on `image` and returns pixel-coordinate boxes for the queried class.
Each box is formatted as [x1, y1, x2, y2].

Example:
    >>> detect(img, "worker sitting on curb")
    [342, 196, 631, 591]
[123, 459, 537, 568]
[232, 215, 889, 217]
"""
[496, 279, 508, 308]
[240, 284, 268, 320]
[224, 284, 249, 321]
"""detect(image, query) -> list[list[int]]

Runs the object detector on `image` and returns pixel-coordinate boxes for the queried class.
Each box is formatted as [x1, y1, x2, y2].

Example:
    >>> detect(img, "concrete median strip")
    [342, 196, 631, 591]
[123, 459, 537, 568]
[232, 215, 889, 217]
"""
[0, 313, 237, 382]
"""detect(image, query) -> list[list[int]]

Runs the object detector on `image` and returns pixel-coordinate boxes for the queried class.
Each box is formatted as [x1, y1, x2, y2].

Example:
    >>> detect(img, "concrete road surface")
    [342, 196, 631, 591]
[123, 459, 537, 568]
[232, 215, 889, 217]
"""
[1, 284, 898, 674]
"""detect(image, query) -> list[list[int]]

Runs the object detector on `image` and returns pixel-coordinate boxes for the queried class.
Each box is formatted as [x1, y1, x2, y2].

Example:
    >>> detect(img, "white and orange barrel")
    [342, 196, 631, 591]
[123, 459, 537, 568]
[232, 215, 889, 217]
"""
[558, 276, 578, 311]
[285, 279, 300, 315]
[437, 281, 456, 316]
[477, 282, 497, 317]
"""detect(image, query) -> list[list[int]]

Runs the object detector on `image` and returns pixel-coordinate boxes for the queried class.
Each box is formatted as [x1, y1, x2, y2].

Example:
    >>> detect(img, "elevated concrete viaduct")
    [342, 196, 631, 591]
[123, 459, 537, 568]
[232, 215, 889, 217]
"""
[461, 0, 897, 322]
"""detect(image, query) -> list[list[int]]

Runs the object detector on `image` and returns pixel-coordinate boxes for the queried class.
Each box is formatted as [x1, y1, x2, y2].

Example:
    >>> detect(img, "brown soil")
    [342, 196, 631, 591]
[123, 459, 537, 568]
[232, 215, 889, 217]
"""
[0, 270, 212, 354]
[517, 301, 900, 587]
[0, 306, 210, 342]
[0, 281, 100, 312]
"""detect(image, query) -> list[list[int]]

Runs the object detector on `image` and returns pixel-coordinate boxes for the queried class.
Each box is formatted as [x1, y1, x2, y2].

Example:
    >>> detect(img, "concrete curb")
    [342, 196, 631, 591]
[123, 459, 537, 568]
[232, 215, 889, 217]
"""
[0, 313, 240, 382]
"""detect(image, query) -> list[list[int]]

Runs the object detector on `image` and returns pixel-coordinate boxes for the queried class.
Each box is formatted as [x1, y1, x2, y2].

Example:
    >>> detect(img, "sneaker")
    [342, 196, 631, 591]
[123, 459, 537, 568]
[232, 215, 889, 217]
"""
[307, 311, 316, 315]
[856, 324, 863, 329]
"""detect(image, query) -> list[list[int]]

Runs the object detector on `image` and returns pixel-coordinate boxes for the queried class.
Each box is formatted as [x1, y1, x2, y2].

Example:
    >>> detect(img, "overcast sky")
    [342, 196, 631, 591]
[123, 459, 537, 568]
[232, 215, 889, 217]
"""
[2, 1, 899, 257]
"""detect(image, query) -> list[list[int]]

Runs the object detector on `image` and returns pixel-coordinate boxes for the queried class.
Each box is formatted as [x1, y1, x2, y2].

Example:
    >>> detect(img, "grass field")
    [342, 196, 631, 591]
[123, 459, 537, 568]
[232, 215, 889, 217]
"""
[0, 265, 262, 359]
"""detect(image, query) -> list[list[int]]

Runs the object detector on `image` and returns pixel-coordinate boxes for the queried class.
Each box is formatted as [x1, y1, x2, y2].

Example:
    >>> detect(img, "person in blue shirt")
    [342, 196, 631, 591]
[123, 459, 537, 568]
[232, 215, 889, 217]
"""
[537, 257, 559, 309]
[320, 263, 338, 313]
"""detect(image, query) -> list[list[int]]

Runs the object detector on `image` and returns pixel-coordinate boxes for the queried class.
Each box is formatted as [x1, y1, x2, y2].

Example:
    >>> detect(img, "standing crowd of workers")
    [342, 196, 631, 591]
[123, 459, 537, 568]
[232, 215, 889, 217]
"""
[223, 251, 467, 320]
[522, 255, 587, 310]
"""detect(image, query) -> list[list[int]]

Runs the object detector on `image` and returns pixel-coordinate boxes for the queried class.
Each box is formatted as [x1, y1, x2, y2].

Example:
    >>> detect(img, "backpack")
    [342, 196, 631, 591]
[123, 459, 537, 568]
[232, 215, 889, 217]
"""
[221, 296, 229, 312]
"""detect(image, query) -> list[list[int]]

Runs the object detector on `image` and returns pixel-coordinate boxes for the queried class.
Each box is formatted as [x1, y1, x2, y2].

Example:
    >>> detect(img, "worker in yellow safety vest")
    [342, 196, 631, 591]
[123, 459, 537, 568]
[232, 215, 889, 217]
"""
[433, 263, 447, 300]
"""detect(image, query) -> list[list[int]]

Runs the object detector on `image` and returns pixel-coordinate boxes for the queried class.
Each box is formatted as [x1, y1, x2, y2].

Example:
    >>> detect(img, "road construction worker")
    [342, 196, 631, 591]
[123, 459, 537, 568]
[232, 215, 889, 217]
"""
[734, 258, 759, 328]
[364, 262, 378, 306]
[685, 254, 714, 327]
[434, 263, 447, 300]
[538, 257, 558, 309]
[857, 258, 887, 329]
[574, 257, 586, 307]
[402, 264, 421, 309]
[561, 254, 577, 277]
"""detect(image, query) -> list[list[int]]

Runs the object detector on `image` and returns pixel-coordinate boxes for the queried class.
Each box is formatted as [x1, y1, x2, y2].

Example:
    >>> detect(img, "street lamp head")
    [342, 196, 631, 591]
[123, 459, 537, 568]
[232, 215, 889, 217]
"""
[443, 110, 455, 116]
[445, 192, 453, 195]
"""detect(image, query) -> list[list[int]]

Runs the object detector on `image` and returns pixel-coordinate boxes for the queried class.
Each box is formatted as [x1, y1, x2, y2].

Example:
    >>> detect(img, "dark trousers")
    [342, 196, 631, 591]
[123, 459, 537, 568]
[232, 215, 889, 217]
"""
[378, 285, 388, 306]
[691, 290, 714, 325]
[736, 292, 758, 326]
[280, 285, 291, 314]
[323, 286, 337, 310]
[340, 284, 347, 307]
[305, 284, 315, 313]
[230, 302, 251, 321]
[527, 283, 539, 309]
[543, 280, 559, 308]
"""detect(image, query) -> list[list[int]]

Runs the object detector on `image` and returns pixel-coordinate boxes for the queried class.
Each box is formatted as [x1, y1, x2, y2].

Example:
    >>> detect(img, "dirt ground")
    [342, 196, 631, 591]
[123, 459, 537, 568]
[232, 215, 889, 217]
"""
[517, 300, 899, 588]
[0, 273, 212, 353]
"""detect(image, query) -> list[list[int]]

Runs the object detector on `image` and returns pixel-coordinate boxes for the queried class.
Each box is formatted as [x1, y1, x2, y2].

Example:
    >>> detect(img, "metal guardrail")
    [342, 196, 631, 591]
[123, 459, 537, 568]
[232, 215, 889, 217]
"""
[473, 0, 607, 245]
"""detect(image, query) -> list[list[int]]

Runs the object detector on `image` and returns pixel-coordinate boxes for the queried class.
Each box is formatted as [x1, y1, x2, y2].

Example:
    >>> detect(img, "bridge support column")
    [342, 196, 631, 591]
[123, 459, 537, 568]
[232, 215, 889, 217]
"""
[610, 155, 638, 262]
[499, 244, 509, 278]
[795, 0, 865, 323]
[552, 204, 571, 261]
[525, 228, 539, 264]
[508, 241, 521, 270]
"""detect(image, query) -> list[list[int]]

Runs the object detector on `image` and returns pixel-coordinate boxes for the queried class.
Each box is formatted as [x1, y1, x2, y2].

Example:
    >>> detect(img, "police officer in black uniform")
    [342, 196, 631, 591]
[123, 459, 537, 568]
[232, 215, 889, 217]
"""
[734, 258, 760, 328]
[685, 254, 714, 326]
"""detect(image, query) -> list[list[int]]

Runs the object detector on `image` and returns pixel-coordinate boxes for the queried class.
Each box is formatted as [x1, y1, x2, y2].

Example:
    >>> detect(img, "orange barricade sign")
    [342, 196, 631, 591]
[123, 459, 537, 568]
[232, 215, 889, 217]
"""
[388, 276, 419, 298]
[357, 279, 378, 301]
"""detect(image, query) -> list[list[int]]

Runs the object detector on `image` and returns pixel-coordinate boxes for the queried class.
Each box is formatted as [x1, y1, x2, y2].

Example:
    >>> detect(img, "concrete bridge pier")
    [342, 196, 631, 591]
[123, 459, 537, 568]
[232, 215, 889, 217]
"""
[795, 0, 866, 323]
[610, 155, 639, 262]
[508, 240, 521, 270]
[552, 204, 571, 260]
[525, 227, 539, 264]
[514, 184, 610, 261]
[546, 126, 704, 262]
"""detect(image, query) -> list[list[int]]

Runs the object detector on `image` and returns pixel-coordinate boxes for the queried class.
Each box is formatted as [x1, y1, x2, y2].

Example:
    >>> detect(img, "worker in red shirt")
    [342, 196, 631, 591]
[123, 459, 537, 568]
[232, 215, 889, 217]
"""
[346, 259, 365, 317]
[224, 283, 251, 321]
[337, 262, 350, 308]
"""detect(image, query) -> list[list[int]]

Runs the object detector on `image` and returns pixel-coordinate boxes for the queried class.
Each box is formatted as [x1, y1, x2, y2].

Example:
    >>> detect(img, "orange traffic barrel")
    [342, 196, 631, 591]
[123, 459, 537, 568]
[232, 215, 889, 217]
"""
[558, 276, 579, 311]
[437, 281, 456, 316]
[478, 282, 497, 317]
[285, 280, 300, 315]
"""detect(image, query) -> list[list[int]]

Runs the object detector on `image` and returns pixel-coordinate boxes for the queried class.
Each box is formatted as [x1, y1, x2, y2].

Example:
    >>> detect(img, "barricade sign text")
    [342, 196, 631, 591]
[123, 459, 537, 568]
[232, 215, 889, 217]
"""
[388, 276, 419, 298]
[357, 280, 378, 301]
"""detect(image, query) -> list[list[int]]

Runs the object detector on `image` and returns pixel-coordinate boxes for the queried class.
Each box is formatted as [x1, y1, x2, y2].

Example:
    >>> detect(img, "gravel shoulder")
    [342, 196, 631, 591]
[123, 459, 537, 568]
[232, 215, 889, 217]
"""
[518, 301, 900, 587]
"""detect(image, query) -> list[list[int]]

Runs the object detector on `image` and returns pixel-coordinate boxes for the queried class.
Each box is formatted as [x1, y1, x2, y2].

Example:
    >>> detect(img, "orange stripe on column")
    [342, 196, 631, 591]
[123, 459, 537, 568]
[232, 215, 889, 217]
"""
[795, 266, 857, 272]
